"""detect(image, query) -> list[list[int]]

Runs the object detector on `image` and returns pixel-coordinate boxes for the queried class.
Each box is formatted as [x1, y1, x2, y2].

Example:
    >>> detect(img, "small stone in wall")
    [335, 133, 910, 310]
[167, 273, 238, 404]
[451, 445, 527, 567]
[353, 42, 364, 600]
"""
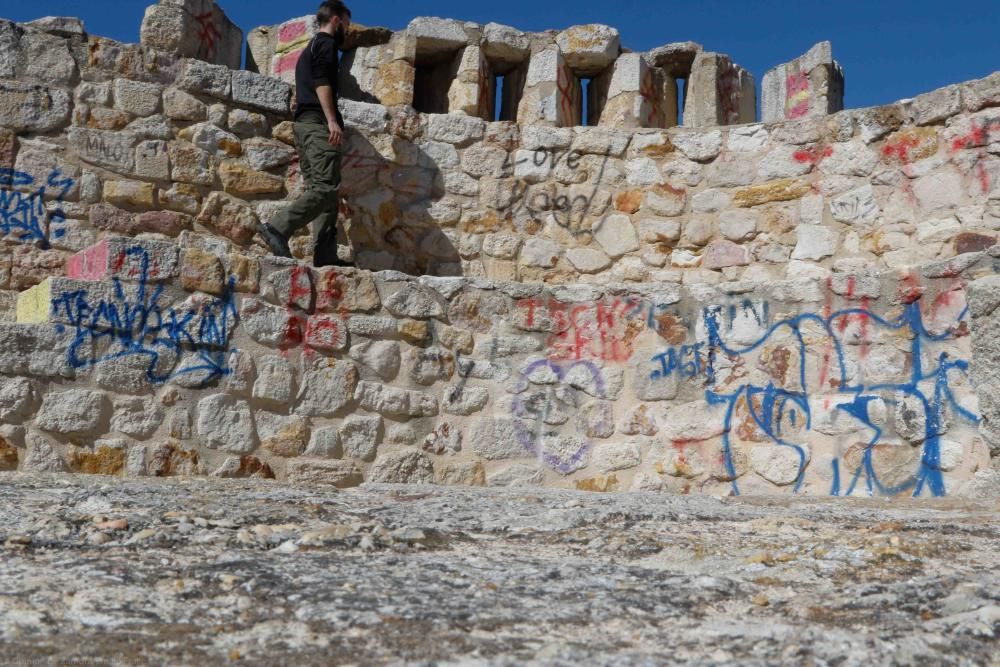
[196, 395, 257, 454]
[296, 360, 360, 418]
[423, 422, 463, 456]
[110, 397, 164, 439]
[620, 404, 658, 436]
[701, 240, 749, 270]
[148, 440, 202, 477]
[181, 248, 226, 295]
[0, 377, 33, 422]
[354, 382, 439, 418]
[593, 442, 642, 473]
[219, 162, 285, 198]
[594, 214, 639, 258]
[68, 442, 127, 476]
[22, 432, 66, 473]
[35, 389, 108, 436]
[213, 456, 275, 479]
[286, 459, 363, 488]
[436, 461, 484, 487]
[341, 415, 382, 461]
[253, 356, 296, 404]
[750, 446, 809, 486]
[441, 385, 489, 416]
[369, 450, 435, 484]
[409, 347, 456, 386]
[259, 413, 310, 458]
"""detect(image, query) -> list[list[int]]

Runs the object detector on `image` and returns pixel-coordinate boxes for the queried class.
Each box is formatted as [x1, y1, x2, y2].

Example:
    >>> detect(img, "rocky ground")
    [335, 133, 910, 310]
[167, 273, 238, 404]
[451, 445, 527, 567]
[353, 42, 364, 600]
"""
[0, 474, 997, 666]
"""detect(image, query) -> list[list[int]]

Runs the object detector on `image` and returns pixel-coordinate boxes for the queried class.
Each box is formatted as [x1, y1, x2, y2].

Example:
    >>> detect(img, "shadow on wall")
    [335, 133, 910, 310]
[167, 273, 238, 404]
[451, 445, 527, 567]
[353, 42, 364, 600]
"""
[336, 129, 460, 276]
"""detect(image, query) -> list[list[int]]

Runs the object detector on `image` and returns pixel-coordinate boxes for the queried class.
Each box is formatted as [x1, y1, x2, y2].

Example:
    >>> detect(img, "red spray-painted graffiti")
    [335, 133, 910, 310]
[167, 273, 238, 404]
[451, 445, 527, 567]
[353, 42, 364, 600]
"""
[785, 70, 810, 119]
[557, 64, 576, 124]
[195, 11, 222, 61]
[640, 69, 660, 127]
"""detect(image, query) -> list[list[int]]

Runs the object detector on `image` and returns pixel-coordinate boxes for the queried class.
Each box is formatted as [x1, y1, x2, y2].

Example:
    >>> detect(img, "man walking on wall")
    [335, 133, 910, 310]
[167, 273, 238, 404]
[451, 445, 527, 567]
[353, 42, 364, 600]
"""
[258, 1, 352, 267]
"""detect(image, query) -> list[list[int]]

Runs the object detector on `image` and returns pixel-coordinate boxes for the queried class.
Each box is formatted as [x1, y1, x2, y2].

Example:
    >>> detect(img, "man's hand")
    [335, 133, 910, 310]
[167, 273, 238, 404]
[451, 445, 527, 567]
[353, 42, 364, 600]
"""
[328, 120, 344, 146]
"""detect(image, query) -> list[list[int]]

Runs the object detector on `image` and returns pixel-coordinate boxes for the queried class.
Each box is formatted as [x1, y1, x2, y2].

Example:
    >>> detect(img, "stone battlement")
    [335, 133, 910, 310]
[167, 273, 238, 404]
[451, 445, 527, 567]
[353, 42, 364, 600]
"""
[1, 0, 1000, 496]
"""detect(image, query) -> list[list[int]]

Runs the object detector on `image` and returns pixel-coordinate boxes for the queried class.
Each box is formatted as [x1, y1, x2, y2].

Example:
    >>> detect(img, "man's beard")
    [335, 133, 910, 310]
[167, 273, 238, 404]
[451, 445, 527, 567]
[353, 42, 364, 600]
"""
[334, 25, 346, 46]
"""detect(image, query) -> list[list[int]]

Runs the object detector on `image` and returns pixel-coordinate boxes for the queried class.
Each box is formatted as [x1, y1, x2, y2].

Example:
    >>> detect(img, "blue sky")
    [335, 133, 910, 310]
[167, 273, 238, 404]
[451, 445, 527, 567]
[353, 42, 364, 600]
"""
[4, 0, 998, 110]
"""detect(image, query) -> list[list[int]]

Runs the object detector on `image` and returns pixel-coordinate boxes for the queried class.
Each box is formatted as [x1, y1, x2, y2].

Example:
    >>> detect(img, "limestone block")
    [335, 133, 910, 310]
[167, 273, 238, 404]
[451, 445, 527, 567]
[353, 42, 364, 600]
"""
[286, 459, 363, 488]
[196, 192, 259, 244]
[258, 412, 309, 457]
[684, 52, 755, 128]
[426, 113, 486, 146]
[132, 140, 170, 181]
[18, 30, 78, 87]
[65, 237, 180, 283]
[646, 41, 703, 76]
[113, 79, 162, 117]
[407, 16, 470, 56]
[349, 340, 401, 381]
[219, 162, 284, 198]
[448, 46, 489, 119]
[761, 42, 844, 124]
[482, 22, 530, 66]
[22, 431, 65, 473]
[228, 109, 268, 137]
[36, 389, 108, 436]
[68, 128, 138, 175]
[296, 359, 359, 417]
[231, 70, 292, 115]
[175, 58, 232, 99]
[103, 180, 155, 210]
[111, 396, 164, 439]
[594, 214, 639, 258]
[556, 24, 620, 76]
[441, 385, 489, 416]
[140, 0, 242, 70]
[354, 381, 439, 418]
[341, 415, 382, 461]
[0, 377, 34, 423]
[196, 394, 256, 454]
[0, 82, 71, 132]
[593, 442, 642, 473]
[369, 450, 435, 484]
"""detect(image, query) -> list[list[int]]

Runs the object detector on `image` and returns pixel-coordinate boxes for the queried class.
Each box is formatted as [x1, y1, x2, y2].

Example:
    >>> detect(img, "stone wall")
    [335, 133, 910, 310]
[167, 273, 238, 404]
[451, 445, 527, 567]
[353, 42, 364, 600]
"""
[3, 234, 996, 496]
[2, 5, 1000, 495]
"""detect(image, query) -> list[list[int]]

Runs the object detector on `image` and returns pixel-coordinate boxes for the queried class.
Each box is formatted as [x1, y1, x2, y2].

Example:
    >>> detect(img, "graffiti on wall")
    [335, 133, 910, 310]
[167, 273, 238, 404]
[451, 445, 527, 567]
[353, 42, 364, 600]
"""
[785, 70, 811, 119]
[717, 61, 743, 125]
[510, 359, 609, 473]
[500, 149, 613, 236]
[647, 290, 978, 498]
[52, 245, 238, 387]
[195, 11, 222, 62]
[0, 168, 74, 248]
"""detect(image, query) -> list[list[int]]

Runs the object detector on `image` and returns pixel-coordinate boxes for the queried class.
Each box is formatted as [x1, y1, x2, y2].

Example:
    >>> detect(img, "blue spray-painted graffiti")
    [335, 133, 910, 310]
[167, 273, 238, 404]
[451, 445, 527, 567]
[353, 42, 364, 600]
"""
[510, 359, 607, 473]
[0, 168, 75, 247]
[650, 296, 979, 498]
[51, 246, 239, 387]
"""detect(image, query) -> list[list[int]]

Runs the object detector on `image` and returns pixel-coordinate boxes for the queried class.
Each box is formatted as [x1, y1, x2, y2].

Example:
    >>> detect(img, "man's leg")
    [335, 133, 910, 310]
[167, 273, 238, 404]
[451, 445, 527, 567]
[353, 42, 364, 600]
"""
[310, 150, 344, 267]
[263, 122, 341, 257]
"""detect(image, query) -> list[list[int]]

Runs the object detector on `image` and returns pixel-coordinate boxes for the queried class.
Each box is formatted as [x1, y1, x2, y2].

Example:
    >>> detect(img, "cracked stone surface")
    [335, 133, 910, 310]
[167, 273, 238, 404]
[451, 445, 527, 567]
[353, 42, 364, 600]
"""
[0, 474, 997, 666]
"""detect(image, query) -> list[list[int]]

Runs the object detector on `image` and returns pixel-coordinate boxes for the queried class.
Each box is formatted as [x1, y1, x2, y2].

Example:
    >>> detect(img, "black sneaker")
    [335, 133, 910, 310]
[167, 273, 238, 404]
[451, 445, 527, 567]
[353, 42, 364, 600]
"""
[258, 223, 292, 258]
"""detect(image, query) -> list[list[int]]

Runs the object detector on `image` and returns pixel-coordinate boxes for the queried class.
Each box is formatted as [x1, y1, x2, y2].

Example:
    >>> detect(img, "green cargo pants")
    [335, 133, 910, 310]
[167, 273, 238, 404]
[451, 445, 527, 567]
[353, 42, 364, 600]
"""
[269, 112, 343, 267]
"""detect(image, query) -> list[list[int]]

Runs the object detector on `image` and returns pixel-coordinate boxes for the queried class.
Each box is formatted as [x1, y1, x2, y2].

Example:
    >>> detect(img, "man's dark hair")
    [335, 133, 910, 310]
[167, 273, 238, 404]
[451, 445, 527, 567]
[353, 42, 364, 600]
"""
[317, 1, 351, 26]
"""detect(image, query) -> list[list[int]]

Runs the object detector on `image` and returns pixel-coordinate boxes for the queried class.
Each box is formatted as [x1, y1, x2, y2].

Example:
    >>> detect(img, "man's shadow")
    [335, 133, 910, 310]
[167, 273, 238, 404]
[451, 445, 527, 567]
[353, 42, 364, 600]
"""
[336, 128, 461, 277]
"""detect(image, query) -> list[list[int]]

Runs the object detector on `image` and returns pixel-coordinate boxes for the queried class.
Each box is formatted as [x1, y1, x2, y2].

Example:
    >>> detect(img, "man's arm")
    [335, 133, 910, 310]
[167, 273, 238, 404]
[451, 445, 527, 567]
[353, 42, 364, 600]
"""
[309, 40, 343, 146]
[316, 85, 342, 146]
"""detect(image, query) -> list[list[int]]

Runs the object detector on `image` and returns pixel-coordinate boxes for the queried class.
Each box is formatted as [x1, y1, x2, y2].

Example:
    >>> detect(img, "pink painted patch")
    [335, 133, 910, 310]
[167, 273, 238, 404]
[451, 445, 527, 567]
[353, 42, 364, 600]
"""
[65, 239, 110, 281]
[272, 49, 303, 75]
[278, 20, 309, 46]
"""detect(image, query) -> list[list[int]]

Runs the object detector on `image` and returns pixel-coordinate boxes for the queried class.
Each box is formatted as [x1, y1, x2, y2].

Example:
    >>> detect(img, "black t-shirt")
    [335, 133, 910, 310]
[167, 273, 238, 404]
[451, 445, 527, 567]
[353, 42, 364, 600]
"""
[294, 32, 344, 126]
